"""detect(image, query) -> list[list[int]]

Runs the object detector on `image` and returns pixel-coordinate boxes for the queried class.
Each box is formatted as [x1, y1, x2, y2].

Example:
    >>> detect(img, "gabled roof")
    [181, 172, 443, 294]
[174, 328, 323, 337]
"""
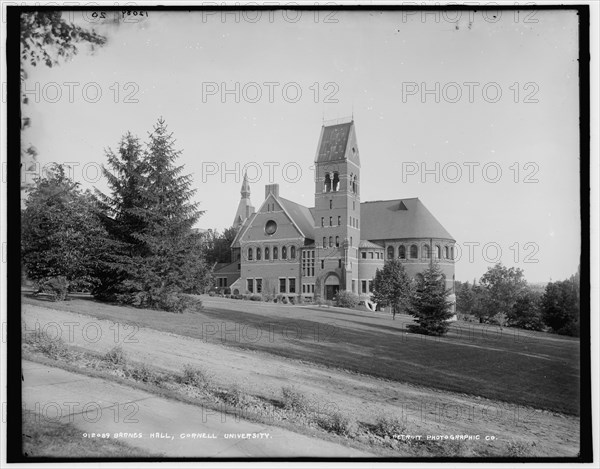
[359, 239, 384, 249]
[360, 198, 454, 241]
[231, 212, 256, 247]
[314, 120, 359, 166]
[278, 197, 315, 240]
[213, 261, 241, 274]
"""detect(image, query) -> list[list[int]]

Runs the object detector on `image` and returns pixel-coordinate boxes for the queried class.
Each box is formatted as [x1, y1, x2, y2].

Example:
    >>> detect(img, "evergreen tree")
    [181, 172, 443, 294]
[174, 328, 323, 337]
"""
[95, 119, 208, 310]
[371, 260, 412, 320]
[406, 263, 454, 335]
[22, 165, 107, 299]
[93, 133, 147, 299]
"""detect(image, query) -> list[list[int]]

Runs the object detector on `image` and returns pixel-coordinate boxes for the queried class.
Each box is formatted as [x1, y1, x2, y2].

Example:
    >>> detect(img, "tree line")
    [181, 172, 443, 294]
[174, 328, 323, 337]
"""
[456, 264, 580, 337]
[22, 118, 212, 312]
[368, 261, 580, 338]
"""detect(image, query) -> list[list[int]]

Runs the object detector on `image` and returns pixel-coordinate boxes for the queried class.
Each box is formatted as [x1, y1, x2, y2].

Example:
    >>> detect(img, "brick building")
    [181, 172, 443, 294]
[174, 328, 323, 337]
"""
[216, 119, 456, 305]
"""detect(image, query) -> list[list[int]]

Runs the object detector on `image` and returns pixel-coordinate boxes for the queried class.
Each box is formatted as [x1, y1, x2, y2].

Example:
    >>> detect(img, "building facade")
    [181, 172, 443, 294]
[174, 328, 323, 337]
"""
[222, 119, 456, 304]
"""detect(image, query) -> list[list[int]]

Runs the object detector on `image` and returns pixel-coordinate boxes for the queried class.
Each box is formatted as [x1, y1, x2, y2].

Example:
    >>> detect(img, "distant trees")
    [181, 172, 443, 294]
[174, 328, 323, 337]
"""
[475, 264, 528, 324]
[455, 263, 581, 336]
[371, 260, 412, 320]
[505, 290, 544, 331]
[21, 165, 108, 299]
[406, 264, 454, 336]
[202, 227, 238, 265]
[541, 271, 580, 336]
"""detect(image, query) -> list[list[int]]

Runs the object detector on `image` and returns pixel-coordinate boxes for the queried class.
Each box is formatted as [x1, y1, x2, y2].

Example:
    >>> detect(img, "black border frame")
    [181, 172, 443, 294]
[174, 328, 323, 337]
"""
[5, 3, 592, 464]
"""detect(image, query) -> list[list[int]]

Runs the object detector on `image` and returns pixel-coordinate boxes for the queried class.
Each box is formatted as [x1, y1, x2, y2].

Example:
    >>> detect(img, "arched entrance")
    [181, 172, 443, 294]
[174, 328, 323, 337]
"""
[324, 273, 340, 301]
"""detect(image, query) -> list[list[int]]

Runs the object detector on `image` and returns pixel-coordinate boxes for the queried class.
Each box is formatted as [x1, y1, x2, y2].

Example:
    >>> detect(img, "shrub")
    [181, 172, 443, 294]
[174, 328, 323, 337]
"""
[208, 291, 216, 297]
[262, 292, 275, 302]
[281, 297, 288, 304]
[221, 383, 252, 407]
[34, 335, 71, 360]
[281, 386, 311, 414]
[249, 294, 262, 301]
[104, 346, 127, 366]
[315, 411, 352, 436]
[506, 440, 533, 457]
[335, 290, 360, 308]
[38, 276, 69, 301]
[372, 415, 406, 439]
[128, 363, 156, 383]
[181, 364, 211, 389]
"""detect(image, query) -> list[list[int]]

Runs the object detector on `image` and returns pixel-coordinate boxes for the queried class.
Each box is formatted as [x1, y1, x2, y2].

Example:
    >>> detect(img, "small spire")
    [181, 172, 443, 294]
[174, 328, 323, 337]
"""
[241, 171, 250, 198]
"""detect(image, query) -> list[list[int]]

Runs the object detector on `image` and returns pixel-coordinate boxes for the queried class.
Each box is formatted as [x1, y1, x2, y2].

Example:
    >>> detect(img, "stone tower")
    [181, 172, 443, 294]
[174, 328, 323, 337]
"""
[313, 119, 361, 299]
[233, 172, 255, 229]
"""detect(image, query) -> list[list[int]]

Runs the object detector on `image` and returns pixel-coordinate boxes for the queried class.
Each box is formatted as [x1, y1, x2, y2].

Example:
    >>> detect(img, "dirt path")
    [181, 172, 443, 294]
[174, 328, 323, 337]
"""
[22, 303, 580, 456]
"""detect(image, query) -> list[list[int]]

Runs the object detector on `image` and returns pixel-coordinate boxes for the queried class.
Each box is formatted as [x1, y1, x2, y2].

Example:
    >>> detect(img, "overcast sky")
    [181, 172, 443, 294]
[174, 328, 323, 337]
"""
[21, 8, 581, 283]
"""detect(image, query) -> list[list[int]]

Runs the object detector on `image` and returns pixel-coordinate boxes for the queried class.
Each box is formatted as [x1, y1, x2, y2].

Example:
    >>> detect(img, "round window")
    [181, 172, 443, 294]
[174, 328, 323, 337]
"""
[265, 220, 277, 235]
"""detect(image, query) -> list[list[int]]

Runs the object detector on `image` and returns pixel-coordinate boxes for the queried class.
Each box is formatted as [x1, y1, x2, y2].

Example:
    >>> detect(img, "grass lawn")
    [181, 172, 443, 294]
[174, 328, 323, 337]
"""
[22, 410, 153, 458]
[22, 293, 581, 416]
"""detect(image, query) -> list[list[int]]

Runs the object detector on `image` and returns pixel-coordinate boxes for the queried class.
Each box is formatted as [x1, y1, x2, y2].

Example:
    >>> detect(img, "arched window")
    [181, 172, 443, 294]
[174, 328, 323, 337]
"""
[410, 245, 418, 259]
[387, 246, 394, 259]
[248, 247, 253, 261]
[273, 246, 278, 260]
[265, 247, 270, 260]
[450, 246, 455, 260]
[282, 246, 287, 259]
[290, 246, 296, 259]
[353, 175, 358, 194]
[436, 245, 441, 259]
[332, 172, 340, 191]
[324, 173, 331, 192]
[423, 245, 431, 259]
[335, 236, 340, 247]
[444, 246, 449, 259]
[329, 216, 332, 226]
[329, 199, 333, 209]
[256, 247, 262, 260]
[399, 245, 406, 259]
[323, 237, 327, 248]
[329, 236, 333, 248]
[338, 216, 341, 226]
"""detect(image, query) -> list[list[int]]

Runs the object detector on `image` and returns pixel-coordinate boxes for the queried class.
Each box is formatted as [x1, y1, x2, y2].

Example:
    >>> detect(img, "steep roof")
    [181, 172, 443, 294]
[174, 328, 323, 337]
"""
[360, 198, 454, 241]
[314, 120, 359, 166]
[278, 197, 315, 239]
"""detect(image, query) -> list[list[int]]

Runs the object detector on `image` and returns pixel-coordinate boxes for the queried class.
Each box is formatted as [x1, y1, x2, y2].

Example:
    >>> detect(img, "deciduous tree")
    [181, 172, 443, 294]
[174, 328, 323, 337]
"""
[371, 260, 412, 320]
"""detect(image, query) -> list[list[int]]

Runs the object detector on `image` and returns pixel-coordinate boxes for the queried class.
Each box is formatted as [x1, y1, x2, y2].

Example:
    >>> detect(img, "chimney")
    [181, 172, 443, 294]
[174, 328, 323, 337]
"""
[265, 183, 279, 199]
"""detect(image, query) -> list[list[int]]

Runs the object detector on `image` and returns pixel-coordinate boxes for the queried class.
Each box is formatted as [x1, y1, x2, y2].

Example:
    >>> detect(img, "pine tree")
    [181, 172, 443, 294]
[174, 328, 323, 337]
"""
[93, 133, 147, 299]
[94, 118, 208, 311]
[371, 260, 412, 320]
[406, 263, 454, 335]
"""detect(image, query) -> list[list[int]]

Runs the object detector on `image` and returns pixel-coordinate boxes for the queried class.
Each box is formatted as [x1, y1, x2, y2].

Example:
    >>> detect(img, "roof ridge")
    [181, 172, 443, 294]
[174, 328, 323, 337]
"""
[362, 197, 420, 204]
